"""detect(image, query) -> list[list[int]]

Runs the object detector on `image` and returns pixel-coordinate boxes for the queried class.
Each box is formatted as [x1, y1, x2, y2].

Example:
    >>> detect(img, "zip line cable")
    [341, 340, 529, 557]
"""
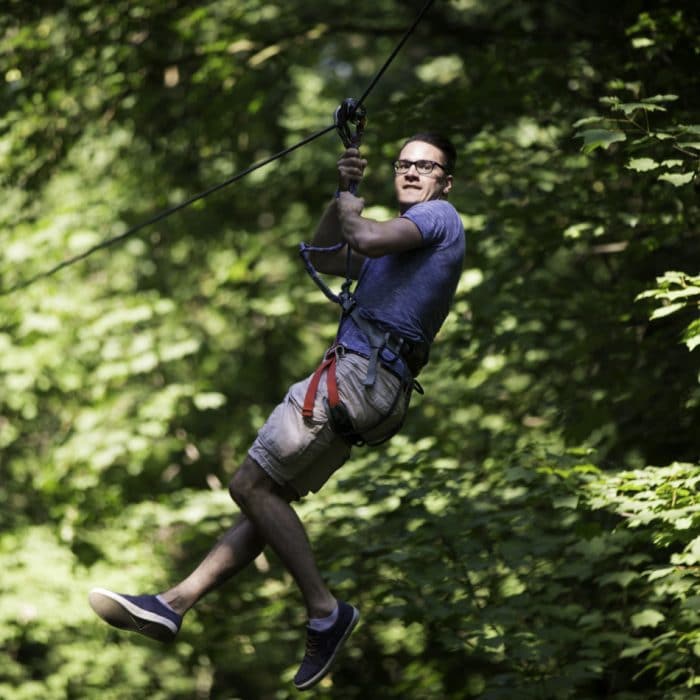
[2, 0, 437, 296]
[354, 0, 436, 109]
[2, 125, 336, 295]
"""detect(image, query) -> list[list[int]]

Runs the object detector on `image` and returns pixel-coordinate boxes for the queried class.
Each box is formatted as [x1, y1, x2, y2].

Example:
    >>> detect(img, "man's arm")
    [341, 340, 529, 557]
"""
[308, 199, 366, 278]
[336, 191, 423, 258]
[309, 148, 367, 278]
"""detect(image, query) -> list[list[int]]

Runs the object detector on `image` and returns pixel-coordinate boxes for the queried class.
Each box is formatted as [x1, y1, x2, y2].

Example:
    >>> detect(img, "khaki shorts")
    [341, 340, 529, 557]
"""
[248, 352, 410, 497]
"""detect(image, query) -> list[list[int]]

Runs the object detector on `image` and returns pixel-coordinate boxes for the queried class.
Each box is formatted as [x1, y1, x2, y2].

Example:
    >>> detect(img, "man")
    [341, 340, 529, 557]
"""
[88, 133, 465, 691]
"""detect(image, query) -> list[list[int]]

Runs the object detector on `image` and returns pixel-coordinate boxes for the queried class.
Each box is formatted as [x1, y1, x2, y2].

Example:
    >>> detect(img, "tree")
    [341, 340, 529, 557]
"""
[1, 1, 698, 698]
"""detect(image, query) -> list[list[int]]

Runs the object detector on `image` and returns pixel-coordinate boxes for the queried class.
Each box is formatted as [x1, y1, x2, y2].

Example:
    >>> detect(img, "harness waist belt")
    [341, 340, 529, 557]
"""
[302, 345, 412, 447]
[348, 308, 428, 383]
[301, 311, 427, 446]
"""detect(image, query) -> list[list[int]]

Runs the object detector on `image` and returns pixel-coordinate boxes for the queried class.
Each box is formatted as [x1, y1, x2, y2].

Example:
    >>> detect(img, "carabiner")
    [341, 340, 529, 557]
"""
[334, 98, 367, 149]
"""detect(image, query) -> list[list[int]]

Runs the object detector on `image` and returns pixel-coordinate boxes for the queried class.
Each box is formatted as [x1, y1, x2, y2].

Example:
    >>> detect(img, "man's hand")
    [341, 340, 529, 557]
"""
[337, 148, 367, 192]
[336, 190, 365, 218]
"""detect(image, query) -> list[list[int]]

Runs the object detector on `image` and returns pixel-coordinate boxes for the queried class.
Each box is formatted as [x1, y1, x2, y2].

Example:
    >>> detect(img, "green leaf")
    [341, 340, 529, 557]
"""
[630, 609, 666, 629]
[664, 287, 700, 301]
[620, 639, 653, 658]
[572, 116, 607, 128]
[683, 320, 700, 351]
[599, 571, 639, 588]
[649, 303, 685, 319]
[646, 567, 675, 582]
[673, 516, 693, 530]
[575, 129, 627, 154]
[552, 495, 578, 509]
[193, 392, 227, 410]
[642, 94, 679, 104]
[610, 101, 667, 115]
[686, 335, 700, 352]
[626, 157, 659, 172]
[658, 172, 695, 186]
[682, 536, 700, 564]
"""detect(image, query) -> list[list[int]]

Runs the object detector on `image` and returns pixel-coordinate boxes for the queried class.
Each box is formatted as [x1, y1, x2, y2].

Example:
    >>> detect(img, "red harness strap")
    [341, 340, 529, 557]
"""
[302, 349, 341, 419]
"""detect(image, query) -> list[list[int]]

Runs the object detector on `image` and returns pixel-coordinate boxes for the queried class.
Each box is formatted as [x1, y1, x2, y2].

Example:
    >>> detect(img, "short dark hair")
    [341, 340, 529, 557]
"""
[401, 132, 457, 174]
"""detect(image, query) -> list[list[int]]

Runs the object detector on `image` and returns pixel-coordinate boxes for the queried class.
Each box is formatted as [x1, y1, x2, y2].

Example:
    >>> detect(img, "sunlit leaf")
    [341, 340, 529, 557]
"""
[630, 609, 666, 629]
[642, 94, 679, 103]
[649, 303, 684, 319]
[575, 129, 627, 154]
[626, 157, 659, 172]
[658, 172, 695, 186]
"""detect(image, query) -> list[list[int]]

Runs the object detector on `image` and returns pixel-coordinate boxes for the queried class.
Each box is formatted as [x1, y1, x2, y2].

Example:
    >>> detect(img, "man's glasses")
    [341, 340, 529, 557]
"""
[393, 159, 447, 175]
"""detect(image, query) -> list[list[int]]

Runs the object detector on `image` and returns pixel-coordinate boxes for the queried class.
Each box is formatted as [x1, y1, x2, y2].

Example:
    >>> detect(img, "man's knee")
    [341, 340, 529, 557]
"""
[228, 456, 297, 508]
[229, 457, 257, 507]
[229, 456, 274, 507]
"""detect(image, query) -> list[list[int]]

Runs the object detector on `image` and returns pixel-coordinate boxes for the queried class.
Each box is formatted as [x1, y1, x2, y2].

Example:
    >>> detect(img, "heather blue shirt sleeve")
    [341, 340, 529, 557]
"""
[402, 199, 464, 250]
[337, 199, 465, 359]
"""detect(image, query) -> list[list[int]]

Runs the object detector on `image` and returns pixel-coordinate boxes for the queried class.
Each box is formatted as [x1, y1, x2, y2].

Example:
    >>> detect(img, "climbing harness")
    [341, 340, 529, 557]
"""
[3, 0, 436, 296]
[298, 100, 427, 447]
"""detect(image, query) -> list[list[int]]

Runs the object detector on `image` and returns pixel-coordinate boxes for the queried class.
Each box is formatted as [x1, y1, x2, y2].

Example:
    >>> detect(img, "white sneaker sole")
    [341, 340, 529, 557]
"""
[88, 588, 178, 642]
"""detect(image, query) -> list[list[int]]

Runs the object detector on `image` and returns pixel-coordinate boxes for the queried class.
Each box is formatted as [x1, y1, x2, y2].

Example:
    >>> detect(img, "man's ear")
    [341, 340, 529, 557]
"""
[442, 174, 453, 197]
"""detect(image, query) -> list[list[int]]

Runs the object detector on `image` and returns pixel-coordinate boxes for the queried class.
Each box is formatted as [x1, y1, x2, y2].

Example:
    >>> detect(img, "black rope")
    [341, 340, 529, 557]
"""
[2, 0, 437, 296]
[1, 125, 336, 295]
[355, 0, 437, 110]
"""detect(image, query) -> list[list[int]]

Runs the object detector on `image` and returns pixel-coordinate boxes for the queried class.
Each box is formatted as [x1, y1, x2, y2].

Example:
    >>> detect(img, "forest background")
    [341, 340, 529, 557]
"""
[1, 1, 698, 698]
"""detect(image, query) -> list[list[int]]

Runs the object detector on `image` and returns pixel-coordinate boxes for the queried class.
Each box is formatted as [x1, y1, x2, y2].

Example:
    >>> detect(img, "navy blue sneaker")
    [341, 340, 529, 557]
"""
[88, 588, 182, 643]
[293, 601, 360, 691]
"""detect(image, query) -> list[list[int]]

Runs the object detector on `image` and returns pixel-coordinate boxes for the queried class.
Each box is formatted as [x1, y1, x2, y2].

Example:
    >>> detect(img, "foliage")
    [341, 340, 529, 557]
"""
[1, 0, 698, 698]
[637, 272, 700, 351]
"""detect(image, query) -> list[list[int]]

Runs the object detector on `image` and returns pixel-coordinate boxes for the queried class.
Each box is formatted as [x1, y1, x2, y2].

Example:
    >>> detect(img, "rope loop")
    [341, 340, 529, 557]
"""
[334, 98, 367, 149]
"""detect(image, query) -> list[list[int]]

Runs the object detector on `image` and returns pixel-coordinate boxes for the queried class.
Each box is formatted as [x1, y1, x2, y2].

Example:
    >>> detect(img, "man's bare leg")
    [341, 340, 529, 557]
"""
[160, 514, 265, 615]
[228, 456, 336, 619]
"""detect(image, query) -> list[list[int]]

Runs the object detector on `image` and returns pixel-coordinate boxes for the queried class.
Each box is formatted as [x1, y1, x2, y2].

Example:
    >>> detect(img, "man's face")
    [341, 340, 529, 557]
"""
[394, 140, 453, 213]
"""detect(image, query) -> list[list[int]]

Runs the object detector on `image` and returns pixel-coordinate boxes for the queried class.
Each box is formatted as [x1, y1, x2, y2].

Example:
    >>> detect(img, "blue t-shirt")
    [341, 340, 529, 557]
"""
[337, 199, 465, 372]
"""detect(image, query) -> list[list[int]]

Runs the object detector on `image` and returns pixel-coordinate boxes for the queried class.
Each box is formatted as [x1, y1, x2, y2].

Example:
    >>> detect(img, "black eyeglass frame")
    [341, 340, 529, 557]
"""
[393, 159, 448, 175]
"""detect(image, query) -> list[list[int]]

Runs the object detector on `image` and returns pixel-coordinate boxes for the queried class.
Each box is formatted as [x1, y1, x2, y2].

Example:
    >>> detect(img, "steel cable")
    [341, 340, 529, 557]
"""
[1, 0, 437, 295]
